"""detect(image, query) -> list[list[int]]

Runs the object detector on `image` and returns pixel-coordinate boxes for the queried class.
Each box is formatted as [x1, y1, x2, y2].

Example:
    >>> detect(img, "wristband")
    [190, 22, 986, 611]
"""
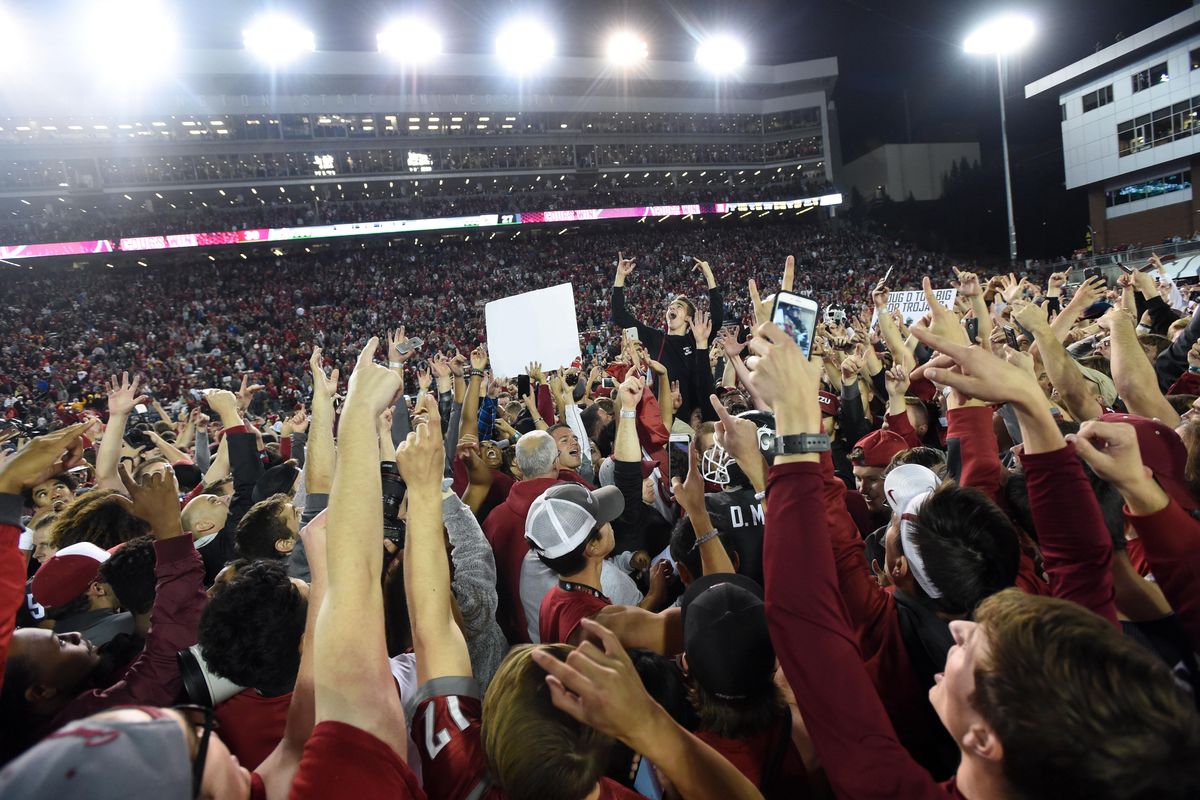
[774, 433, 831, 454]
[754, 490, 766, 502]
[1189, 366, 1200, 375]
[691, 529, 721, 550]
[619, 409, 637, 419]
[388, 361, 404, 369]
[469, 369, 485, 379]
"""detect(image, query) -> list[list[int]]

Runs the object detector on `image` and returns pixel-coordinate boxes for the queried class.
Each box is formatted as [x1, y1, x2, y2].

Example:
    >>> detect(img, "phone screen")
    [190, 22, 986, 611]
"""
[770, 292, 819, 358]
[668, 436, 691, 485]
[965, 317, 979, 344]
[633, 757, 664, 800]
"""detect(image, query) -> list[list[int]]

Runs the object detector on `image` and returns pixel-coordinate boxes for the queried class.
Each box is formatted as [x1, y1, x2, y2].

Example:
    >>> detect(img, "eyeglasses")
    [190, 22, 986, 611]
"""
[173, 704, 218, 799]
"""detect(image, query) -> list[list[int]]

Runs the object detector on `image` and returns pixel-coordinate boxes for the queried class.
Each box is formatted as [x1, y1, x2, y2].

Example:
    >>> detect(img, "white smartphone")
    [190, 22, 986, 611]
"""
[668, 433, 691, 486]
[623, 326, 640, 343]
[770, 291, 820, 358]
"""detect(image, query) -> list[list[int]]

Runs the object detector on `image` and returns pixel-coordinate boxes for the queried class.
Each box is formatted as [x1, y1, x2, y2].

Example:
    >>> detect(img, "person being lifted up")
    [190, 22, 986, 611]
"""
[611, 251, 723, 422]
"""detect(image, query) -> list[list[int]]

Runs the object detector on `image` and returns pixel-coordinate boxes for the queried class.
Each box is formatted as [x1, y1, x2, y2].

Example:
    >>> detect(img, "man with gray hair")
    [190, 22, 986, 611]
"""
[483, 430, 589, 643]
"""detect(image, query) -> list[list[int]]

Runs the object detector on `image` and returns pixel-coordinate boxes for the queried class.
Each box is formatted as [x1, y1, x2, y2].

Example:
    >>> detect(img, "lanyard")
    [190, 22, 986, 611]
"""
[558, 580, 607, 601]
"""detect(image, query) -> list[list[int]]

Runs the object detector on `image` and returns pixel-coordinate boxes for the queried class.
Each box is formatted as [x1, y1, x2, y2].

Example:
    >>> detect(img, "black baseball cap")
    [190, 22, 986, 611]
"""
[680, 572, 775, 700]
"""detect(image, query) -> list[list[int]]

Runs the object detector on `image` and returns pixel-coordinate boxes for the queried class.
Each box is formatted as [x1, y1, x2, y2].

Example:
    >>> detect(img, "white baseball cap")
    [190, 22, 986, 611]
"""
[884, 464, 941, 516]
[525, 483, 624, 559]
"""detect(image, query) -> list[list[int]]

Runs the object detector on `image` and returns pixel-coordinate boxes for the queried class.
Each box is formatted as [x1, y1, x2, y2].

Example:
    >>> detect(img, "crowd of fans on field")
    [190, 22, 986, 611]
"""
[2, 217, 1199, 799]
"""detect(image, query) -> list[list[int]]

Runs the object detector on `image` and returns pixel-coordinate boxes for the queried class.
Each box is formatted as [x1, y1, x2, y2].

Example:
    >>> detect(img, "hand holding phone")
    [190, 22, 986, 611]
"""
[769, 291, 820, 358]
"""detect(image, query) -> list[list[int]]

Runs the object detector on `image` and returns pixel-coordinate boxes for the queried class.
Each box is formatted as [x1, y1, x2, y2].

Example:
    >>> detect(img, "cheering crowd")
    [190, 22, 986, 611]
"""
[0, 221, 934, 430]
[2, 220, 1200, 799]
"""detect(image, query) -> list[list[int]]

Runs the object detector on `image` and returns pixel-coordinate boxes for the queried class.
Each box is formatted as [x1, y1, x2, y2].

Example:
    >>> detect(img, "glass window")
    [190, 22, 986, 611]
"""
[1105, 170, 1192, 207]
[1192, 48, 1200, 70]
[1132, 62, 1169, 93]
[1081, 84, 1113, 113]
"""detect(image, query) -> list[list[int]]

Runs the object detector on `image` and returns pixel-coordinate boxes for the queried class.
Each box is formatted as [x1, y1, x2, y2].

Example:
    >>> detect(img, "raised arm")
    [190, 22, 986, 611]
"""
[256, 511, 326, 794]
[611, 252, 648, 331]
[1017, 300, 1103, 422]
[457, 346, 487, 447]
[1102, 308, 1180, 427]
[648, 360, 673, 429]
[96, 372, 148, 492]
[1049, 275, 1106, 342]
[147, 429, 191, 467]
[399, 395, 474, 685]
[872, 280, 916, 372]
[1074, 420, 1200, 648]
[911, 326, 1118, 627]
[63, 465, 206, 720]
[748, 321, 943, 798]
[671, 441, 735, 577]
[315, 338, 408, 752]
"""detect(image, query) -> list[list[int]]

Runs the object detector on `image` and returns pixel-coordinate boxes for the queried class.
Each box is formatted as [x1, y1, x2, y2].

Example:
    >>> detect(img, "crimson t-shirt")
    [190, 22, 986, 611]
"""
[538, 583, 611, 644]
[695, 722, 811, 799]
[411, 676, 640, 800]
[289, 720, 424, 799]
[215, 688, 291, 770]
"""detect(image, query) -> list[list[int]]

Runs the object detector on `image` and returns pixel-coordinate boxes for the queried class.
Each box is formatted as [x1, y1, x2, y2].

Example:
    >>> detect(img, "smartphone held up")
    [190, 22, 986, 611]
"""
[769, 291, 820, 358]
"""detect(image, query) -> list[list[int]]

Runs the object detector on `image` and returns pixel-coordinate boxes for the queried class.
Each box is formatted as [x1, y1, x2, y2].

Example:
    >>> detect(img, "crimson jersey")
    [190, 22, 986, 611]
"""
[289, 720, 425, 800]
[411, 676, 642, 800]
[538, 584, 611, 644]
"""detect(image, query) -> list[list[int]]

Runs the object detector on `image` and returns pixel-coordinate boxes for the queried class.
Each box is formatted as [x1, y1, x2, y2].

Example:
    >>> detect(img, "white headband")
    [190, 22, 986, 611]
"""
[899, 489, 943, 600]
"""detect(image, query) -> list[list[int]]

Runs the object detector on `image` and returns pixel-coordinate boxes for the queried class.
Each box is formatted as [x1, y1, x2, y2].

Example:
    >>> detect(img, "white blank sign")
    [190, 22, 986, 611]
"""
[485, 282, 582, 378]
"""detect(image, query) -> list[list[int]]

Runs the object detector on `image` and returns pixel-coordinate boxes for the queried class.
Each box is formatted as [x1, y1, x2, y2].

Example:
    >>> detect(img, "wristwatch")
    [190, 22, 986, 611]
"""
[774, 434, 831, 454]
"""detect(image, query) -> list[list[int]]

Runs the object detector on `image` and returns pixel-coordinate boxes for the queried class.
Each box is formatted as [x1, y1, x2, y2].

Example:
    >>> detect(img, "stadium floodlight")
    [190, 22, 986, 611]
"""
[695, 34, 746, 74]
[378, 17, 443, 62]
[495, 19, 555, 73]
[82, 0, 178, 78]
[606, 30, 648, 66]
[0, 7, 28, 72]
[243, 14, 316, 64]
[964, 13, 1035, 264]
[963, 14, 1035, 55]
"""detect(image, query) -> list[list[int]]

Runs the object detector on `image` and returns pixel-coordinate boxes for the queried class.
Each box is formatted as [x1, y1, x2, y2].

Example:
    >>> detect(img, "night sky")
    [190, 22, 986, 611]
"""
[23, 0, 1200, 257]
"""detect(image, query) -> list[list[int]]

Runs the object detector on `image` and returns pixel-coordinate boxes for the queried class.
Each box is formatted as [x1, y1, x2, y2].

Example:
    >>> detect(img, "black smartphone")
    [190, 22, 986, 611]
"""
[1003, 327, 1019, 349]
[517, 374, 531, 401]
[965, 317, 979, 344]
[1084, 267, 1105, 287]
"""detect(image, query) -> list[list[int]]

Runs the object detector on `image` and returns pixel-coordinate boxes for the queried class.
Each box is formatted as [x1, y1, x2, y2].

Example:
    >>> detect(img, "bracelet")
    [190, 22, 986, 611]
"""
[388, 361, 404, 369]
[619, 409, 637, 419]
[754, 490, 766, 502]
[469, 368, 485, 379]
[692, 529, 721, 550]
[1190, 366, 1200, 375]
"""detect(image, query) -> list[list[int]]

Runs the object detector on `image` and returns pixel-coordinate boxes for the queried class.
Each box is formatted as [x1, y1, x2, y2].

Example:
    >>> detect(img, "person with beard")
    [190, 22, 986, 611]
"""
[611, 252, 724, 423]
[1, 465, 205, 762]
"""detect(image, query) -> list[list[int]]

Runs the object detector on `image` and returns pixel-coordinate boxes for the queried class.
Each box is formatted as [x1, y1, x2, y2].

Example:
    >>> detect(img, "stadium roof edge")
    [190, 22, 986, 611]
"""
[61, 49, 837, 87]
[1024, 6, 1200, 99]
